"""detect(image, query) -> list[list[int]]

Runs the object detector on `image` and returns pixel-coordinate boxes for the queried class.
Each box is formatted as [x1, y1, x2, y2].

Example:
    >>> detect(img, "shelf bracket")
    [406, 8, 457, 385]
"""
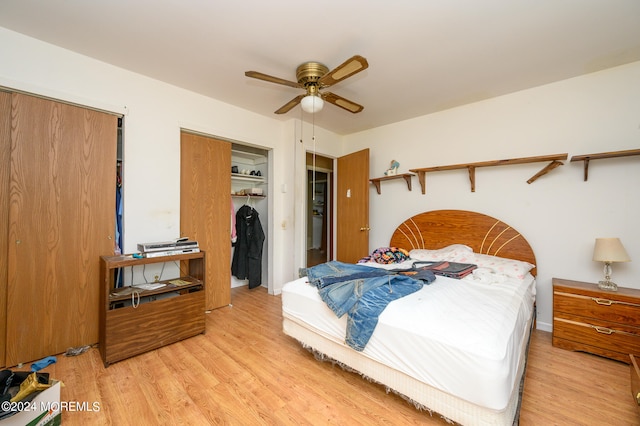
[417, 171, 426, 194]
[402, 174, 413, 192]
[371, 180, 382, 195]
[527, 160, 564, 184]
[468, 166, 476, 192]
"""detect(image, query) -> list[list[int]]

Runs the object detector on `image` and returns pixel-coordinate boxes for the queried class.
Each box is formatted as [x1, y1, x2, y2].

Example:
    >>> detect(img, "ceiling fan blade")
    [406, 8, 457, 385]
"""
[275, 94, 305, 114]
[245, 71, 302, 89]
[321, 92, 364, 113]
[318, 55, 369, 87]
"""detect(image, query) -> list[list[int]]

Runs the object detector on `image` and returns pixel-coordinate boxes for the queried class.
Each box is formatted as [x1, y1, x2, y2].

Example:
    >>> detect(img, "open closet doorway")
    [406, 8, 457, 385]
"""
[306, 152, 333, 267]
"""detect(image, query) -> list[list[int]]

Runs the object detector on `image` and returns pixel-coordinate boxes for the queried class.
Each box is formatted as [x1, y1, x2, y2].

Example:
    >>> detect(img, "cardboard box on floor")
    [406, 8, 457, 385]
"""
[0, 380, 61, 426]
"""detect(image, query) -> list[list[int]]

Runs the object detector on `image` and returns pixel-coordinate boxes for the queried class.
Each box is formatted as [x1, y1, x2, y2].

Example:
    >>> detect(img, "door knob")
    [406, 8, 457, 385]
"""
[360, 227, 370, 231]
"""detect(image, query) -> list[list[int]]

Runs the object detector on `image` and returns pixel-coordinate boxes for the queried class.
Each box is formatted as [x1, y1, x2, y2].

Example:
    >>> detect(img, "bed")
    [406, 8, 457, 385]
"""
[281, 210, 537, 425]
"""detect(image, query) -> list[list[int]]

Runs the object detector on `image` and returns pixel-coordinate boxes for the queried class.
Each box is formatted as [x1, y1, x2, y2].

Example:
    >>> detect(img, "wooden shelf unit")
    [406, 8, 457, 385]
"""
[369, 173, 414, 194]
[570, 148, 640, 181]
[231, 148, 267, 197]
[409, 153, 567, 194]
[99, 251, 206, 367]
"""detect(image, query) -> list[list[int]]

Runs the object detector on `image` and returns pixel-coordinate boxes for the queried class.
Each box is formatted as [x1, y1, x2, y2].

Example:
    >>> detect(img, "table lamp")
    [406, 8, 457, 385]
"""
[592, 237, 631, 291]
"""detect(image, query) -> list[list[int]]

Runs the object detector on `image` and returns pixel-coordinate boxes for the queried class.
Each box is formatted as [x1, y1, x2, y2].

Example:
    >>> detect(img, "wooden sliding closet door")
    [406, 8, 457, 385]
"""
[6, 93, 116, 366]
[0, 91, 10, 367]
[180, 132, 231, 310]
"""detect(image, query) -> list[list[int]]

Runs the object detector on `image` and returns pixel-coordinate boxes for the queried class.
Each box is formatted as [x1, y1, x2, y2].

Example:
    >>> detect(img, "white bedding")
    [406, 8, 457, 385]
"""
[281, 266, 536, 412]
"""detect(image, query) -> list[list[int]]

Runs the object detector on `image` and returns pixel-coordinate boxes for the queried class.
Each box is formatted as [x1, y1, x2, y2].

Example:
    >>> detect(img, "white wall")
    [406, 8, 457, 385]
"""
[3, 26, 638, 329]
[0, 27, 342, 294]
[344, 61, 640, 331]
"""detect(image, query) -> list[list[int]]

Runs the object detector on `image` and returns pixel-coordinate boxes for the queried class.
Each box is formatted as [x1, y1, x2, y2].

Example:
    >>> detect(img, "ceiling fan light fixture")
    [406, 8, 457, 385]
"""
[246, 55, 367, 115]
[301, 95, 324, 113]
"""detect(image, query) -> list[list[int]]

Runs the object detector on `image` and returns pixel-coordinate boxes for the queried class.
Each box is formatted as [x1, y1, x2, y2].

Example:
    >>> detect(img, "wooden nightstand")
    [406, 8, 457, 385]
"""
[552, 278, 640, 363]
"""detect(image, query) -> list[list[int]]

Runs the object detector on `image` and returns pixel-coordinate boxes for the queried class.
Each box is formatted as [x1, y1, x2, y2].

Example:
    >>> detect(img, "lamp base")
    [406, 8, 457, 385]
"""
[598, 280, 618, 291]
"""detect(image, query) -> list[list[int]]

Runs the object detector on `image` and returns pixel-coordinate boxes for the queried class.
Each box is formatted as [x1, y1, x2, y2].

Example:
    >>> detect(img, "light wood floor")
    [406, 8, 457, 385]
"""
[29, 286, 639, 425]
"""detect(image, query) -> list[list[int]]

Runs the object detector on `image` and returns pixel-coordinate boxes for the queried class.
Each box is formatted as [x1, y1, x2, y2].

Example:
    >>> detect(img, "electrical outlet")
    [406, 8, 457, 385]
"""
[154, 275, 159, 282]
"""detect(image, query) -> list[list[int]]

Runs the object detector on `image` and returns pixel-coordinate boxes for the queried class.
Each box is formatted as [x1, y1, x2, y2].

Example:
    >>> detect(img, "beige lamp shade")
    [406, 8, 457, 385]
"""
[593, 238, 631, 262]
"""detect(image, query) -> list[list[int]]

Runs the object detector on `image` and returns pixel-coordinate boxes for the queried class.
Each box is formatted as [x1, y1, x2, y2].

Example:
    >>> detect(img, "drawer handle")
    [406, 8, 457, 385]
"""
[592, 298, 613, 306]
[593, 326, 613, 335]
[637, 392, 640, 406]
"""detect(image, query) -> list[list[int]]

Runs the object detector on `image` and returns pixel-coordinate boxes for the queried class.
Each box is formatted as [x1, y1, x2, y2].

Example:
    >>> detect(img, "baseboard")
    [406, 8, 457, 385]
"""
[536, 321, 552, 332]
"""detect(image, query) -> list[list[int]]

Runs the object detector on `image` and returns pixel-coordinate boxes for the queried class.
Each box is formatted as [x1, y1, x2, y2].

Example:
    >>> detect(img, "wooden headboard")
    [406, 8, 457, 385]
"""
[389, 210, 537, 276]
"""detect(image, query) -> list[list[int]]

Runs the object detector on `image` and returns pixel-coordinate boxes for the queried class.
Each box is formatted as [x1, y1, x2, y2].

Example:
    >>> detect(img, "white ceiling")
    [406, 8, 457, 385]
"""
[1, 0, 639, 135]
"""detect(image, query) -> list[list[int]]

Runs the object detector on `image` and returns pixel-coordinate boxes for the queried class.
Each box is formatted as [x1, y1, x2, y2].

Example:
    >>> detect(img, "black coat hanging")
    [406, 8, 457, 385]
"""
[231, 204, 265, 289]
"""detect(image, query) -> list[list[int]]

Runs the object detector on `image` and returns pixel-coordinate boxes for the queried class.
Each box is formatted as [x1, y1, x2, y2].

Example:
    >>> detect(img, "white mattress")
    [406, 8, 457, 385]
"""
[281, 269, 535, 412]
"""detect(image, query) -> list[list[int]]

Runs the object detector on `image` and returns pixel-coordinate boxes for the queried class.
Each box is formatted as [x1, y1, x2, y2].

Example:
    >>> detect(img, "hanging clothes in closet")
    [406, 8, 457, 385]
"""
[115, 161, 124, 287]
[230, 199, 237, 244]
[231, 202, 265, 289]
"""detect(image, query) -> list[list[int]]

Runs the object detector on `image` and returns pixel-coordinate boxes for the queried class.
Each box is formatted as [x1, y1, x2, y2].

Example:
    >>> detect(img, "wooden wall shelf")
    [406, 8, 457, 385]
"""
[570, 148, 640, 181]
[408, 153, 568, 194]
[369, 173, 414, 194]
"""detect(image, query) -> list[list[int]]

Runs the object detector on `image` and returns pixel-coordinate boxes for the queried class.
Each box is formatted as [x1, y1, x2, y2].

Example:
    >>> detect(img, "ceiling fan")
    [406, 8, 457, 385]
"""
[245, 55, 369, 114]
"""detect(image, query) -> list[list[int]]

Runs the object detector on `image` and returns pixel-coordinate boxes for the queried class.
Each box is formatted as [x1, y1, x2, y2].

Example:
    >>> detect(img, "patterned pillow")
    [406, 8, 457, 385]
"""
[472, 253, 535, 279]
[358, 247, 411, 264]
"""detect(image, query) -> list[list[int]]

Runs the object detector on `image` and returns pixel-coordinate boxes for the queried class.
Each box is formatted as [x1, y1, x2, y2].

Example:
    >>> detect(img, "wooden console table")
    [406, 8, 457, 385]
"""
[99, 251, 206, 366]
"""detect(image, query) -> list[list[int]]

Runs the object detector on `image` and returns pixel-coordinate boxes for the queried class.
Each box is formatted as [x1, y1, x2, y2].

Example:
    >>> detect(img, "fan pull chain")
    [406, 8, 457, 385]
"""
[312, 103, 316, 201]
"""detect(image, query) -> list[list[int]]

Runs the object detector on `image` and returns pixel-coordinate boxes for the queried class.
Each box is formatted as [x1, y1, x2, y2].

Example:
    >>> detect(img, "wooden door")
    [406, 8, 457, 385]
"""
[6, 93, 116, 366]
[0, 91, 10, 367]
[336, 148, 370, 263]
[180, 132, 231, 310]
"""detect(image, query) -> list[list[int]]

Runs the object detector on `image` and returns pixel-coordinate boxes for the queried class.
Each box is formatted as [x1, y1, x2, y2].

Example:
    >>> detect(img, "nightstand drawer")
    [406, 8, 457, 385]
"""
[554, 313, 640, 356]
[554, 290, 640, 326]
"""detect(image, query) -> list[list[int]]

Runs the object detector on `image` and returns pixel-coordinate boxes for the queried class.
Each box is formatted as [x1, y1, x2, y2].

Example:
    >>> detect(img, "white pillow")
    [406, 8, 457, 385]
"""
[409, 244, 474, 263]
[472, 253, 535, 279]
[360, 260, 416, 270]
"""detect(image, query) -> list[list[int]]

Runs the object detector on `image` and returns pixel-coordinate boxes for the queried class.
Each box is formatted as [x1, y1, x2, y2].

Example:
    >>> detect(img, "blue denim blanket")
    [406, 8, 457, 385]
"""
[300, 261, 434, 351]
